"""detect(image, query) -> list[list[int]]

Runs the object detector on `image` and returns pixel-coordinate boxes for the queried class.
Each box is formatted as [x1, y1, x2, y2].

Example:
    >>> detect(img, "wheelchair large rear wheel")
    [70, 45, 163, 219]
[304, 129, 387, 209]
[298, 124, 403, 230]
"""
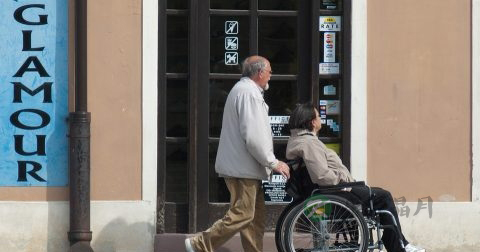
[275, 199, 305, 252]
[284, 194, 368, 252]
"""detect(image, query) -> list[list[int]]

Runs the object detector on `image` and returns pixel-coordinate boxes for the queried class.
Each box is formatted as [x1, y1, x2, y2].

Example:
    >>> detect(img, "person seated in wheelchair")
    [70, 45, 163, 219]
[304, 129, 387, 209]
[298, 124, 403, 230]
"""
[285, 103, 425, 252]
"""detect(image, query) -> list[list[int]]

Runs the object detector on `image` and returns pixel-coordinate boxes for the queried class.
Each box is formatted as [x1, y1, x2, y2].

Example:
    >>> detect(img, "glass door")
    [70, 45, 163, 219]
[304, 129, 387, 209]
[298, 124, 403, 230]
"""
[205, 0, 300, 232]
[158, 0, 351, 233]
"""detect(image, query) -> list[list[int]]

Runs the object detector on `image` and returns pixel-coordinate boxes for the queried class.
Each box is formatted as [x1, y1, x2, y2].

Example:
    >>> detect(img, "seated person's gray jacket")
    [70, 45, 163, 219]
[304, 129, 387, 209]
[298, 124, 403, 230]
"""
[286, 129, 354, 185]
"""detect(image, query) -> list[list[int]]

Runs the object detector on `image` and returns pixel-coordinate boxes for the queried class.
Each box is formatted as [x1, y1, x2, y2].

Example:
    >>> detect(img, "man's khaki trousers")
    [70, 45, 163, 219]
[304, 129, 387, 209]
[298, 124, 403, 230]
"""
[191, 177, 265, 252]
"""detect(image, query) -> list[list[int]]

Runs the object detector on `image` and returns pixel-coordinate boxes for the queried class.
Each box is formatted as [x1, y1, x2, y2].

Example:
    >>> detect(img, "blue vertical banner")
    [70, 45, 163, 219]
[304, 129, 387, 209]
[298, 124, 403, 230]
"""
[0, 1, 69, 186]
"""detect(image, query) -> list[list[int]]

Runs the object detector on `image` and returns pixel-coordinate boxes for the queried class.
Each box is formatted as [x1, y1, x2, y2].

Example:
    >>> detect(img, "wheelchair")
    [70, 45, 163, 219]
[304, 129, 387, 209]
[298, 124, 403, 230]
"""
[275, 159, 405, 252]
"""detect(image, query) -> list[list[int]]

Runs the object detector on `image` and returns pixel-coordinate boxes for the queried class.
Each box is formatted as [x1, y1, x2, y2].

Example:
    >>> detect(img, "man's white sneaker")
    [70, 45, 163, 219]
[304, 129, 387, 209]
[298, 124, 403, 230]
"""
[405, 243, 426, 252]
[185, 238, 195, 252]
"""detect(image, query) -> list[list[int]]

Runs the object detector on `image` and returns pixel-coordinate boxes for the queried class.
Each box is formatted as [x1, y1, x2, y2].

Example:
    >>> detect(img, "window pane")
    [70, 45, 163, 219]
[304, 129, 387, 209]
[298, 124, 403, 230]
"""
[210, 79, 236, 137]
[259, 17, 297, 74]
[210, 0, 249, 10]
[325, 143, 341, 155]
[259, 0, 297, 10]
[264, 80, 297, 115]
[209, 142, 230, 202]
[167, 79, 188, 137]
[166, 143, 188, 202]
[210, 16, 249, 73]
[167, 15, 188, 73]
[167, 0, 188, 9]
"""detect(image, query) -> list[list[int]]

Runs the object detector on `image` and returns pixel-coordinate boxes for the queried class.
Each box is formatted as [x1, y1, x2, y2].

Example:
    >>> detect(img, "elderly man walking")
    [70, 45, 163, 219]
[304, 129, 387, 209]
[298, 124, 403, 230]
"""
[185, 55, 290, 252]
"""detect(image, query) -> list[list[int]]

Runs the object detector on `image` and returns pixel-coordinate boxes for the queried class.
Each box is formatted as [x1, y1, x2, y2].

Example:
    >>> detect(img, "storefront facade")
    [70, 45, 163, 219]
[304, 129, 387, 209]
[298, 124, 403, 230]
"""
[0, 0, 479, 251]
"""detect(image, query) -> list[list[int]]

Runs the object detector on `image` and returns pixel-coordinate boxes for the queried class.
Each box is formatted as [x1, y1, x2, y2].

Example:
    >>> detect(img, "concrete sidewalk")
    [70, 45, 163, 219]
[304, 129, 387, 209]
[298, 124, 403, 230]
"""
[155, 232, 277, 252]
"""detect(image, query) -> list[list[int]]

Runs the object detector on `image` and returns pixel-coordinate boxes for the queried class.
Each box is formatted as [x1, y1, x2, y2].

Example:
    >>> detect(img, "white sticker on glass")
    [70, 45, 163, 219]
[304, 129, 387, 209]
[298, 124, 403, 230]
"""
[225, 52, 238, 65]
[225, 37, 238, 50]
[225, 21, 239, 34]
[319, 16, 341, 31]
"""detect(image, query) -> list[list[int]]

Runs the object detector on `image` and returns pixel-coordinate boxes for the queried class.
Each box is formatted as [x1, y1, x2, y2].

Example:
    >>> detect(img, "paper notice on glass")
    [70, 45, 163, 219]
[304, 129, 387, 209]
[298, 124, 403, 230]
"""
[269, 116, 290, 137]
[319, 16, 341, 31]
[319, 63, 340, 74]
[324, 32, 335, 63]
[321, 0, 338, 10]
[320, 100, 340, 115]
[323, 84, 336, 95]
[326, 100, 340, 115]
[269, 116, 290, 124]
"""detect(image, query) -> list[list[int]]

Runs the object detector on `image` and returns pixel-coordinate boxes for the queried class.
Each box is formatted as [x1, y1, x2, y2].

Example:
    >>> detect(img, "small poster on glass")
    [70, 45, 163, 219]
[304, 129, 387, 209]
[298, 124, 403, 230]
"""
[269, 115, 290, 137]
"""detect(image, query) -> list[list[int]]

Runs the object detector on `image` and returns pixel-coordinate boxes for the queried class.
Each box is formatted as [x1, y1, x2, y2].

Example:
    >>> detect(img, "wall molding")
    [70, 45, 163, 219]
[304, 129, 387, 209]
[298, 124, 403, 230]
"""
[0, 201, 155, 252]
[1, 201, 478, 251]
[142, 0, 158, 204]
[472, 0, 480, 202]
[350, 0, 368, 182]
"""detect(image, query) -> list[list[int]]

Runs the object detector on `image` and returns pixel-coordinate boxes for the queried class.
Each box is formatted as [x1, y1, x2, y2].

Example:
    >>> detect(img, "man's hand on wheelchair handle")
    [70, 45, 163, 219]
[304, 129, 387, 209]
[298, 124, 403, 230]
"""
[273, 161, 290, 179]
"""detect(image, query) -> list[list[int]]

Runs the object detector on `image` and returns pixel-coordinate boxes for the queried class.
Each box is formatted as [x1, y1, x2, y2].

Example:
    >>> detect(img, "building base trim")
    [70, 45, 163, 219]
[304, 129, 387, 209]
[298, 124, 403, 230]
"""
[0, 201, 156, 252]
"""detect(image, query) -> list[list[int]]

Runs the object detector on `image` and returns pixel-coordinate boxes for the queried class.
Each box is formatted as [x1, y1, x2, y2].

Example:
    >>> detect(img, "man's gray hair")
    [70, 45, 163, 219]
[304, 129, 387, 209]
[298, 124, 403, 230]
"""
[241, 57, 267, 77]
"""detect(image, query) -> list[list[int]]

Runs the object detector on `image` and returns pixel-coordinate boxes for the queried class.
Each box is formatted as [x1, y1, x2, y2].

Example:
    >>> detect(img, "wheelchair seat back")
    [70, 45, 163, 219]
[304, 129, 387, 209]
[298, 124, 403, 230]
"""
[285, 158, 318, 200]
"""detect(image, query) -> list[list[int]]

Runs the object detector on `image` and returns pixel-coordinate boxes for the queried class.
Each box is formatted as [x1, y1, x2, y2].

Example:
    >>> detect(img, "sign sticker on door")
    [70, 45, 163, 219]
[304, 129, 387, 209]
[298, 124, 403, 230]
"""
[319, 63, 340, 74]
[319, 16, 341, 31]
[323, 32, 335, 63]
[225, 52, 238, 65]
[225, 37, 238, 50]
[225, 21, 239, 34]
[225, 21, 239, 65]
[269, 116, 290, 137]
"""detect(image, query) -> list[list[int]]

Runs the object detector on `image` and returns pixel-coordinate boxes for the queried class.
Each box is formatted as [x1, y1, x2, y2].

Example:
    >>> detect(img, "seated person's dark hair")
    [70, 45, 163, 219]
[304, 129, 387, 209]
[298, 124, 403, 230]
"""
[288, 103, 317, 131]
